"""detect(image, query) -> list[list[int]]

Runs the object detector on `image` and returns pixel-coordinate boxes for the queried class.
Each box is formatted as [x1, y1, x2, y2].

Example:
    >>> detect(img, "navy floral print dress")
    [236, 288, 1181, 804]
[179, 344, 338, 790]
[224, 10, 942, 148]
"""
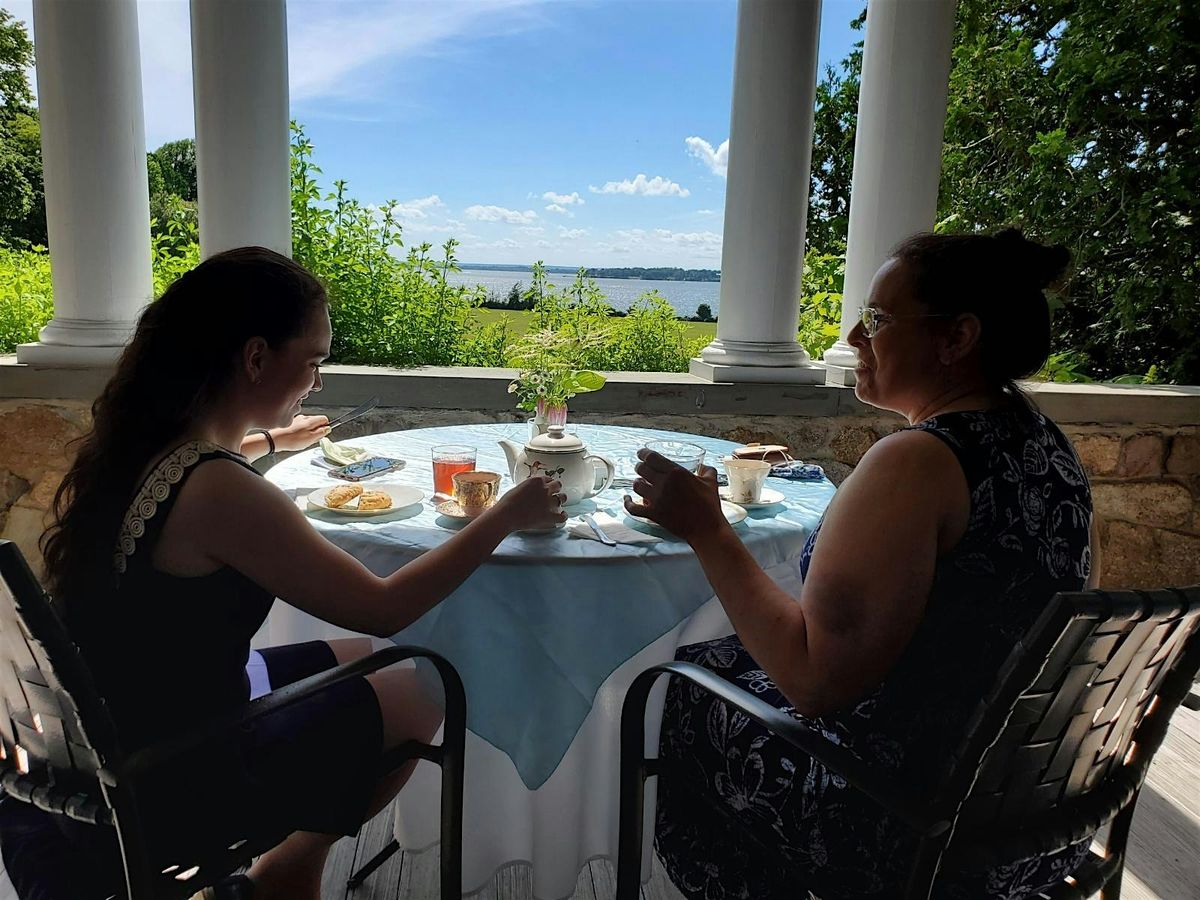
[655, 407, 1095, 900]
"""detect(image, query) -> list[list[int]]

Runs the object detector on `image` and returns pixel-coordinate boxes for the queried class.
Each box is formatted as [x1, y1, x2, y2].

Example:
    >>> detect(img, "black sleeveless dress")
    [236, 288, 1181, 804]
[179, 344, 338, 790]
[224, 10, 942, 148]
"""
[655, 407, 1095, 900]
[62, 441, 383, 865]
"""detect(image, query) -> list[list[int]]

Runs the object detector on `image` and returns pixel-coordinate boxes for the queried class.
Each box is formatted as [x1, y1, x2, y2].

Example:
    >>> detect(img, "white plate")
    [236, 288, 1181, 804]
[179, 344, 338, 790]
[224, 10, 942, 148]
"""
[719, 486, 786, 509]
[307, 484, 424, 516]
[626, 499, 748, 529]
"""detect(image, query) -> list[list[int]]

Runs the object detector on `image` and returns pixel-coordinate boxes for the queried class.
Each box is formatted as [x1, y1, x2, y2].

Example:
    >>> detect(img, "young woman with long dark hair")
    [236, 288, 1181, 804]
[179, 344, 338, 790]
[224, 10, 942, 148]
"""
[34, 246, 565, 899]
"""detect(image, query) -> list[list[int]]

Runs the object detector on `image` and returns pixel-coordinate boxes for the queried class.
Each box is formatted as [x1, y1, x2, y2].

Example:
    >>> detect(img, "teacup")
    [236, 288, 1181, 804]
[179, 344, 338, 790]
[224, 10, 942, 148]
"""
[453, 470, 501, 516]
[723, 457, 772, 504]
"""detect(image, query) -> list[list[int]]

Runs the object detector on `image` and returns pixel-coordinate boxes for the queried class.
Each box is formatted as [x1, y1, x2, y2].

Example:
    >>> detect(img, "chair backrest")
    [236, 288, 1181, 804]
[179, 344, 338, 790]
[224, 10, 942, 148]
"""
[948, 586, 1200, 840]
[0, 540, 119, 824]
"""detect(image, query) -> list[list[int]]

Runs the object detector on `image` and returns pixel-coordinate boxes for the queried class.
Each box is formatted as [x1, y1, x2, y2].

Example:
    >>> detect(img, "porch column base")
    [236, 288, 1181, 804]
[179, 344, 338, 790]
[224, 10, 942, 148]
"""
[16, 342, 125, 367]
[823, 339, 858, 385]
[690, 358, 826, 385]
[16, 315, 135, 366]
[824, 364, 857, 387]
[699, 337, 812, 368]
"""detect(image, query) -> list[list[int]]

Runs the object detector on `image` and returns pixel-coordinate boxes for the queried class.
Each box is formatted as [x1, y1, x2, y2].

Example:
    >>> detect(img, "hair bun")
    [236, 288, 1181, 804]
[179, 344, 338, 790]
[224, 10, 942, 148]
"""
[994, 227, 1070, 291]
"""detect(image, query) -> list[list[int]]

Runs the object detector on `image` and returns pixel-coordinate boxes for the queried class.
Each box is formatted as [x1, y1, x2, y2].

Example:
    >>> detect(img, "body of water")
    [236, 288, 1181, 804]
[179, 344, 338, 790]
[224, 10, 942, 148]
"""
[445, 267, 722, 318]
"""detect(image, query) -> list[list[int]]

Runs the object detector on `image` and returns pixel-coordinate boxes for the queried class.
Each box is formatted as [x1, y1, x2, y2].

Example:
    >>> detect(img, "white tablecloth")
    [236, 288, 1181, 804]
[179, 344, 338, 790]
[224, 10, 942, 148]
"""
[261, 423, 834, 898]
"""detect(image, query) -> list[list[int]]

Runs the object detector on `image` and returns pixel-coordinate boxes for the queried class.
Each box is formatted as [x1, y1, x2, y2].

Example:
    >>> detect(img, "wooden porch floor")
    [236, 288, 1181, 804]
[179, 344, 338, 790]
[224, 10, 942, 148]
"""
[1, 705, 1194, 900]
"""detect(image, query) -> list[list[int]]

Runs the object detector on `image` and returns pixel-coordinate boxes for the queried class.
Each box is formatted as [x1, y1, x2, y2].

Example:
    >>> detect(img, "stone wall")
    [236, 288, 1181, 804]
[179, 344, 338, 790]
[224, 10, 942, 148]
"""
[1, 398, 1197, 590]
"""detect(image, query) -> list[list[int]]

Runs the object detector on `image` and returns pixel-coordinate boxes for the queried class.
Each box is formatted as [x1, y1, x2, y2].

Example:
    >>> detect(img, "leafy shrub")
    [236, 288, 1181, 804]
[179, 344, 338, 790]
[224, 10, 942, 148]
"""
[0, 244, 51, 350]
[797, 248, 845, 359]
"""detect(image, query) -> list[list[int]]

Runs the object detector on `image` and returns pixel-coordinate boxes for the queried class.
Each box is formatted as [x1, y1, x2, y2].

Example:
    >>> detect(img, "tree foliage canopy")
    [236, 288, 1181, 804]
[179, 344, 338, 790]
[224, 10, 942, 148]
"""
[810, 0, 1198, 382]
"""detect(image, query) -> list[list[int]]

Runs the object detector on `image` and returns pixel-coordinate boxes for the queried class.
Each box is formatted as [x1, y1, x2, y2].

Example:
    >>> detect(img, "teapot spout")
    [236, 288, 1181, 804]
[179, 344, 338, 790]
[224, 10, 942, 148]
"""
[498, 439, 523, 482]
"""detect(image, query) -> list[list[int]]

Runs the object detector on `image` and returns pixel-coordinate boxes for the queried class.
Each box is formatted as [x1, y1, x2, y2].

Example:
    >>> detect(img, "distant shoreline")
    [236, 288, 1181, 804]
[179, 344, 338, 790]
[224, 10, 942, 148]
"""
[458, 263, 721, 284]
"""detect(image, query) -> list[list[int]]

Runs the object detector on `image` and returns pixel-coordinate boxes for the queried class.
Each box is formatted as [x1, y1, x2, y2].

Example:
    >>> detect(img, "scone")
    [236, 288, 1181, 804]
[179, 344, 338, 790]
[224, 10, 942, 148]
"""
[325, 483, 364, 508]
[357, 491, 392, 511]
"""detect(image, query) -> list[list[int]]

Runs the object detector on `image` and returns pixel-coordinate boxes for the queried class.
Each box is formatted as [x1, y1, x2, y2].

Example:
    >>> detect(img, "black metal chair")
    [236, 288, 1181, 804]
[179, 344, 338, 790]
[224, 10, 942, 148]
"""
[0, 539, 465, 900]
[617, 586, 1200, 900]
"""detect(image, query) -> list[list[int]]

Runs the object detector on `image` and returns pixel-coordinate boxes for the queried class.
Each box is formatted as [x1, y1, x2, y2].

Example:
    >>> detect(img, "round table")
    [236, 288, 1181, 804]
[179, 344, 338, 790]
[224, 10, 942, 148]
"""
[262, 423, 835, 899]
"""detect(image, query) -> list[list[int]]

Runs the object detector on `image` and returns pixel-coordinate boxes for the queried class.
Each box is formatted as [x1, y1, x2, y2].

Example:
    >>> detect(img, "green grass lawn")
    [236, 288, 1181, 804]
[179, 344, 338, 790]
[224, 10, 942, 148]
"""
[471, 307, 718, 342]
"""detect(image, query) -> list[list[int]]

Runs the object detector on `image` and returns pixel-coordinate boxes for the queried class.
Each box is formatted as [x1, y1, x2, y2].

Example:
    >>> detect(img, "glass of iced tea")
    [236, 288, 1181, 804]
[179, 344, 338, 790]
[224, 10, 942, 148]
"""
[431, 445, 477, 498]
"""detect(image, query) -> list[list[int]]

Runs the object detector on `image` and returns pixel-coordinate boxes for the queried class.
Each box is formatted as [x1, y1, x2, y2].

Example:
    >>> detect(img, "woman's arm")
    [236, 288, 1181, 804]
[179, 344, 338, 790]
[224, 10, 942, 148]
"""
[167, 460, 565, 637]
[627, 431, 966, 716]
[240, 414, 331, 462]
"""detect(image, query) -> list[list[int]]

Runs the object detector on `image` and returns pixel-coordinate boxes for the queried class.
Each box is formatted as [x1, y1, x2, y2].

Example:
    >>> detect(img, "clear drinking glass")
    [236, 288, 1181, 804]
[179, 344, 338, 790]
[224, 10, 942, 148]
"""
[431, 445, 477, 498]
[644, 440, 706, 473]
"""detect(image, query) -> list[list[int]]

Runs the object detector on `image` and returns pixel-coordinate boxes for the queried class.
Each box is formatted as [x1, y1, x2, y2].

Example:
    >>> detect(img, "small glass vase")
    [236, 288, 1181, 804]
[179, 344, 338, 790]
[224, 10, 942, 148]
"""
[531, 402, 568, 438]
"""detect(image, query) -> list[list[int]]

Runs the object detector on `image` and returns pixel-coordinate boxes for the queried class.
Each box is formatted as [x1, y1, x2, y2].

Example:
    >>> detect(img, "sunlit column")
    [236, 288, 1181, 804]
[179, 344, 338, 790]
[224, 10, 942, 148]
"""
[18, 0, 152, 366]
[691, 0, 825, 384]
[191, 0, 291, 258]
[823, 0, 958, 384]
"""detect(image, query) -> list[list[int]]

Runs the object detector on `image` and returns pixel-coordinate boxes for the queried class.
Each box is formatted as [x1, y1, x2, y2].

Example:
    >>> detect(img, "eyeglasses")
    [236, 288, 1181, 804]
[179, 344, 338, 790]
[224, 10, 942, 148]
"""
[858, 306, 953, 339]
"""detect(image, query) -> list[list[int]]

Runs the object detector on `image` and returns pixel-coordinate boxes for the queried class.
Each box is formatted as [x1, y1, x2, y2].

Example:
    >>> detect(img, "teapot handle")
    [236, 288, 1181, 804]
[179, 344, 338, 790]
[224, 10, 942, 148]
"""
[585, 454, 616, 496]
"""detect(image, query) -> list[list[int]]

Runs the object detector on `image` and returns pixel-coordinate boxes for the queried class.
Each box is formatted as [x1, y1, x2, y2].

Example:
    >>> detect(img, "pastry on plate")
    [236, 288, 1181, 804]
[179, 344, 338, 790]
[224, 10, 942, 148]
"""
[325, 483, 364, 508]
[357, 490, 392, 511]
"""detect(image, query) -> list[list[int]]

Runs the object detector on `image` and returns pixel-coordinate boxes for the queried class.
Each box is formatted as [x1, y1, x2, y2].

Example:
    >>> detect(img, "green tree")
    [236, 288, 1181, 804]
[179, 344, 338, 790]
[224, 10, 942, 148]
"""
[151, 138, 197, 200]
[806, 9, 863, 254]
[808, 1, 1198, 383]
[0, 10, 45, 246]
[937, 0, 1198, 382]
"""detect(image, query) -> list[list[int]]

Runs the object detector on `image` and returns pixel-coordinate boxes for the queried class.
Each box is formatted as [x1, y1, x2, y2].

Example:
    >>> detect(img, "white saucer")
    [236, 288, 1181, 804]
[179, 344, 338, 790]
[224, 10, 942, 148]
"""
[626, 499, 748, 528]
[307, 484, 423, 516]
[719, 486, 786, 509]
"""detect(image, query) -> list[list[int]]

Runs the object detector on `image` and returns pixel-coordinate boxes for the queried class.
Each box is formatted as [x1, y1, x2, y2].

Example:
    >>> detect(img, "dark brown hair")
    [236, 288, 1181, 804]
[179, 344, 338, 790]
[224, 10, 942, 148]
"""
[41, 247, 326, 612]
[890, 227, 1070, 389]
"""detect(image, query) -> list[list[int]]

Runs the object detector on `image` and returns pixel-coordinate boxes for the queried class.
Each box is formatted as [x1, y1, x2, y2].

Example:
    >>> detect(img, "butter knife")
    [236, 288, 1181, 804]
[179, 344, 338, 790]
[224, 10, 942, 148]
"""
[582, 513, 618, 546]
[326, 396, 379, 430]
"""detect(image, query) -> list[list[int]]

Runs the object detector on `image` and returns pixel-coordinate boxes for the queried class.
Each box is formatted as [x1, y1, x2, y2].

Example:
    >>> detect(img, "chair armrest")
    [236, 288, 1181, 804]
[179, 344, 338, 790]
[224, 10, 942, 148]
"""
[105, 646, 460, 786]
[635, 662, 950, 837]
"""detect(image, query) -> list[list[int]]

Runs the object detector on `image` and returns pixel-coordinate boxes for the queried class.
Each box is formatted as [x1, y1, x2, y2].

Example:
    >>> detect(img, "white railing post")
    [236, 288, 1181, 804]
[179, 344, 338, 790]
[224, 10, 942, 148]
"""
[17, 0, 153, 367]
[690, 0, 825, 385]
[823, 0, 958, 384]
[190, 0, 291, 259]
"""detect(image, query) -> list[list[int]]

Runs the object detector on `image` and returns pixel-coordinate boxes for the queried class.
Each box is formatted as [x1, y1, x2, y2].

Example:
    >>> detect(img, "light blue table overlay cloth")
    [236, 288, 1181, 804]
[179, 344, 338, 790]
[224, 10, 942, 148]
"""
[267, 423, 835, 788]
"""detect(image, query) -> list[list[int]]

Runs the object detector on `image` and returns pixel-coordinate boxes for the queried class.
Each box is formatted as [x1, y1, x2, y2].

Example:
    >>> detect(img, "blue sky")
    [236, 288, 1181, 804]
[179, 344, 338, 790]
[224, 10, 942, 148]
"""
[3, 0, 863, 268]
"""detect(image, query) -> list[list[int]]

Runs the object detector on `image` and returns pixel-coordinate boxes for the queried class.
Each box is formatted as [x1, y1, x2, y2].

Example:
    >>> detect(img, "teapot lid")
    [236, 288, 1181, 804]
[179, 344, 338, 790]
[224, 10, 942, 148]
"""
[527, 424, 585, 453]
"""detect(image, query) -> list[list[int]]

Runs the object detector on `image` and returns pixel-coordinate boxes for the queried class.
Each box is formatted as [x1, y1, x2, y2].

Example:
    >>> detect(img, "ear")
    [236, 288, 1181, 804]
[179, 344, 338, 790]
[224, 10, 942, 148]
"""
[937, 313, 983, 366]
[242, 336, 270, 385]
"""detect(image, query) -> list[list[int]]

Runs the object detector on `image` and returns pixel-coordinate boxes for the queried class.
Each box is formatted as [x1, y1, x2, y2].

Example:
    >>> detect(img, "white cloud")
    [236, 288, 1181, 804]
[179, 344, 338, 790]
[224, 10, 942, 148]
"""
[589, 174, 690, 198]
[558, 227, 588, 239]
[11, 0, 558, 148]
[696, 208, 719, 216]
[542, 190, 584, 206]
[653, 228, 723, 248]
[465, 205, 539, 225]
[544, 203, 573, 216]
[519, 225, 545, 235]
[391, 195, 445, 219]
[685, 136, 729, 178]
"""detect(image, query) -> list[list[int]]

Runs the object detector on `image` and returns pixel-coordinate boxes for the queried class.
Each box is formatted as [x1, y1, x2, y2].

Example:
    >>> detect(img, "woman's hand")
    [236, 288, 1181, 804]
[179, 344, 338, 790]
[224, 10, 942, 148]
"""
[489, 475, 568, 532]
[272, 414, 331, 452]
[623, 449, 725, 542]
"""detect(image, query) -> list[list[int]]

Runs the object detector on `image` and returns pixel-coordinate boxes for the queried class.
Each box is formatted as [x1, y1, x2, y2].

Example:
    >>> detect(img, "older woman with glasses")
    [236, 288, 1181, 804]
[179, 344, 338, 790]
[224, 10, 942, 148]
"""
[627, 228, 1099, 900]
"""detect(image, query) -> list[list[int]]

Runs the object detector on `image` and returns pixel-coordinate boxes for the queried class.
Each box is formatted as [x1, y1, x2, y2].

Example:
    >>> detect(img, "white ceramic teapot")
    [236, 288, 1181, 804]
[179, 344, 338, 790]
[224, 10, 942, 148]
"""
[498, 425, 616, 505]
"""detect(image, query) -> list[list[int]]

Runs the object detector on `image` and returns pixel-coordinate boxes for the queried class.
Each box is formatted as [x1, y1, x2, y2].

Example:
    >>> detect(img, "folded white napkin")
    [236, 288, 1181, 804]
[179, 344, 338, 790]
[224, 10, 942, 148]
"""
[567, 511, 662, 545]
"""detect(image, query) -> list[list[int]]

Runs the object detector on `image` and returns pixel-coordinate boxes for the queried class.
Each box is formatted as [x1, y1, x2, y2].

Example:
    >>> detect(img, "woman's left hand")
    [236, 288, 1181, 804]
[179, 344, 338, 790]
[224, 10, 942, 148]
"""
[272, 414, 331, 453]
[623, 449, 725, 542]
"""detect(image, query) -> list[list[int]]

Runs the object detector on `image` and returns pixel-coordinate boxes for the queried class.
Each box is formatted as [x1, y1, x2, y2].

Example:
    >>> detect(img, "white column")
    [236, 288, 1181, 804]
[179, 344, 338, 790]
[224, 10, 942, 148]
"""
[823, 0, 958, 383]
[17, 0, 152, 367]
[190, 0, 291, 259]
[690, 0, 825, 384]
